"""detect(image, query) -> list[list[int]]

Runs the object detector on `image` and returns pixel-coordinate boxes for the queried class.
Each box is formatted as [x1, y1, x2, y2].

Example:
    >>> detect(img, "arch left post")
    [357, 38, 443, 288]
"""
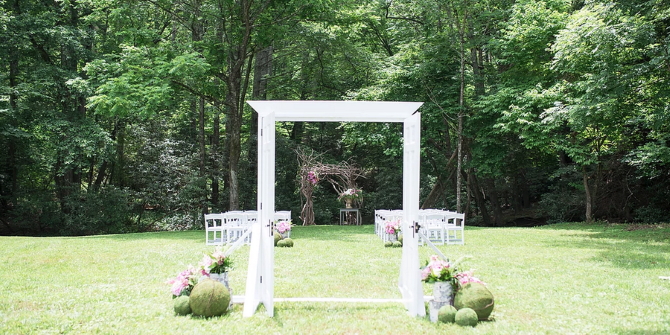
[243, 108, 276, 317]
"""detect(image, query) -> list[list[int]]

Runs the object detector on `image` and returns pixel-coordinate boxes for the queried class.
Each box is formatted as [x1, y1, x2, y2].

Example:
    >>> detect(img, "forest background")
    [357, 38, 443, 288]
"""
[1, 0, 669, 235]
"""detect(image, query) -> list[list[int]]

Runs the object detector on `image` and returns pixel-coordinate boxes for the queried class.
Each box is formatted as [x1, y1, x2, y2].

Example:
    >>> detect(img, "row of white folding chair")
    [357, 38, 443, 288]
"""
[374, 210, 403, 242]
[224, 212, 255, 244]
[422, 211, 465, 245]
[205, 211, 292, 245]
[205, 213, 227, 245]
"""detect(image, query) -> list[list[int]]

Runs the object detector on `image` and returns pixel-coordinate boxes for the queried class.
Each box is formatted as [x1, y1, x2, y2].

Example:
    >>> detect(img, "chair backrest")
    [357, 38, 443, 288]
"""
[274, 211, 291, 221]
[423, 213, 446, 226]
[245, 212, 258, 225]
[444, 213, 465, 226]
[224, 212, 247, 226]
[204, 213, 225, 228]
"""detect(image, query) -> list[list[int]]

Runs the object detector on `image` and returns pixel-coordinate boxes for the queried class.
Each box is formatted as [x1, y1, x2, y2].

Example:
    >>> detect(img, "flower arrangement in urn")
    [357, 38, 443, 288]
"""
[199, 246, 233, 275]
[275, 220, 292, 235]
[167, 247, 233, 297]
[422, 255, 489, 324]
[338, 188, 362, 208]
[385, 219, 401, 235]
[421, 255, 484, 289]
[167, 265, 205, 297]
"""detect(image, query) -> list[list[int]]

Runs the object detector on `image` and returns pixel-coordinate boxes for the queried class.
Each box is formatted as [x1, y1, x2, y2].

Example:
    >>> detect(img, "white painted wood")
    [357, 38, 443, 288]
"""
[247, 100, 422, 122]
[245, 100, 424, 318]
[233, 296, 438, 304]
[243, 111, 276, 317]
[398, 112, 425, 317]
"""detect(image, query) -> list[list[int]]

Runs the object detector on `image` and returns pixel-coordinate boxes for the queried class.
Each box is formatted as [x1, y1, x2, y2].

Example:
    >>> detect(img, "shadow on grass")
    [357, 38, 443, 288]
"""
[80, 230, 204, 241]
[542, 222, 670, 270]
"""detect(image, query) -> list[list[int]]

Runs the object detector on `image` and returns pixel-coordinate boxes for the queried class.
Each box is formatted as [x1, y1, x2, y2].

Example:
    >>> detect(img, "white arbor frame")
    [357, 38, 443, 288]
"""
[244, 100, 424, 318]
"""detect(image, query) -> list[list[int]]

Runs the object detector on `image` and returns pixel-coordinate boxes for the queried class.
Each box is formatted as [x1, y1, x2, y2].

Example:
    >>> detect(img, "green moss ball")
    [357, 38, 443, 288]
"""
[274, 232, 282, 246]
[455, 308, 478, 327]
[437, 305, 457, 323]
[189, 279, 230, 317]
[277, 239, 288, 247]
[398, 234, 403, 244]
[282, 238, 294, 247]
[173, 295, 192, 315]
[384, 241, 393, 248]
[392, 241, 402, 248]
[454, 282, 494, 320]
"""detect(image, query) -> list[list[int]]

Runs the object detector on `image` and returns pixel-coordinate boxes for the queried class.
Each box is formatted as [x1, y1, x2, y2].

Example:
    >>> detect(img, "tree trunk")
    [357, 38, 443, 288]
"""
[211, 107, 221, 210]
[583, 166, 593, 222]
[485, 178, 503, 226]
[198, 96, 206, 177]
[468, 169, 491, 226]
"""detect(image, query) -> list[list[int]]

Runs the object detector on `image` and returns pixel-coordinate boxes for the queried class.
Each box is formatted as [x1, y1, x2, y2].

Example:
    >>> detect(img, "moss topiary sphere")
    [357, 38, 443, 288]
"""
[455, 308, 478, 327]
[437, 305, 457, 323]
[274, 232, 282, 246]
[282, 238, 294, 247]
[384, 241, 393, 248]
[173, 295, 192, 316]
[189, 279, 230, 317]
[392, 241, 402, 248]
[277, 239, 288, 247]
[454, 282, 494, 320]
[398, 234, 403, 244]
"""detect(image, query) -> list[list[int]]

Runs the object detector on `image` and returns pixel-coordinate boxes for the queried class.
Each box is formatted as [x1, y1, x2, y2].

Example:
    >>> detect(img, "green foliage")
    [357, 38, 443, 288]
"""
[60, 187, 135, 235]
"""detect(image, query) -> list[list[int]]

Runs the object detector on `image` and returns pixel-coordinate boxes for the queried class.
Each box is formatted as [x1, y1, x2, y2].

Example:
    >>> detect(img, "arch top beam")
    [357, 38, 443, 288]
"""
[247, 100, 423, 122]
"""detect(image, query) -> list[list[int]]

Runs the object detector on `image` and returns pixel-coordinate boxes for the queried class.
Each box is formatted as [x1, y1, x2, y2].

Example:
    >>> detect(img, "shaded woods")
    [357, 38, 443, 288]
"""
[1, 0, 669, 235]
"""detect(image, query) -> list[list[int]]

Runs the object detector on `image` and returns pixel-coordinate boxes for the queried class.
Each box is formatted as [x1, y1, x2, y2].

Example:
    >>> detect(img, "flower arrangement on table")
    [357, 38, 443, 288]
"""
[167, 247, 233, 297]
[338, 188, 363, 204]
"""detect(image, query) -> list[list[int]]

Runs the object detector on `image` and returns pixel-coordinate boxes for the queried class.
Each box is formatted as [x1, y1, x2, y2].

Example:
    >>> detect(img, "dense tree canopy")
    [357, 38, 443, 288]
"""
[1, 0, 669, 235]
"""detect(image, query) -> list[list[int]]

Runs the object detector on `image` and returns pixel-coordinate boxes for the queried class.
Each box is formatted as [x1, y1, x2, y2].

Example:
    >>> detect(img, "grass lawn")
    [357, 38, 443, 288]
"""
[2, 222, 669, 334]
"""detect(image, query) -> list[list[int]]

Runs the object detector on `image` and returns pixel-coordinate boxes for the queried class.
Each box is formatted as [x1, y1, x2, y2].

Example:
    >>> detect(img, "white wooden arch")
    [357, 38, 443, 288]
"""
[244, 100, 424, 318]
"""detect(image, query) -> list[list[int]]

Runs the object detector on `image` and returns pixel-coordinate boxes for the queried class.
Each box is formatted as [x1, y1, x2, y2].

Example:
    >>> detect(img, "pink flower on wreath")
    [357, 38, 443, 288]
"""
[307, 171, 319, 185]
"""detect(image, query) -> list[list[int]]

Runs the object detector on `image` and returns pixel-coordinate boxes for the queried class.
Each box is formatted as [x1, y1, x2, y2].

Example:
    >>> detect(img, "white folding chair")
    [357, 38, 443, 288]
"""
[422, 212, 446, 245]
[445, 213, 465, 245]
[224, 212, 248, 244]
[205, 213, 226, 245]
[243, 211, 257, 244]
[375, 210, 391, 237]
